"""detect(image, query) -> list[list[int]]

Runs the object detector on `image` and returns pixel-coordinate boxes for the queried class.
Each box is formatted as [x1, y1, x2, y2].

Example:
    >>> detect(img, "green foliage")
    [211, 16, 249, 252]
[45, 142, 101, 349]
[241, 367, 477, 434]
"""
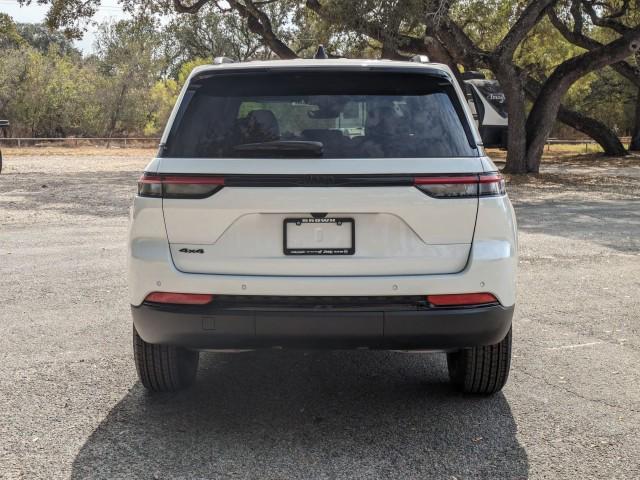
[177, 58, 211, 86]
[2, 1, 639, 141]
[164, 3, 284, 65]
[566, 68, 637, 135]
[0, 46, 92, 136]
[515, 17, 585, 80]
[450, 0, 513, 51]
[16, 22, 81, 57]
[0, 13, 24, 49]
[0, 15, 172, 137]
[144, 79, 180, 135]
[92, 17, 168, 137]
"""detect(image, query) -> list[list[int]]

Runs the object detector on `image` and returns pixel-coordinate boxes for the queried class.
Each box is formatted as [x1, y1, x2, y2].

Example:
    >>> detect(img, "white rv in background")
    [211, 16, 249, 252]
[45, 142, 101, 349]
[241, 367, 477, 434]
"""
[463, 72, 508, 148]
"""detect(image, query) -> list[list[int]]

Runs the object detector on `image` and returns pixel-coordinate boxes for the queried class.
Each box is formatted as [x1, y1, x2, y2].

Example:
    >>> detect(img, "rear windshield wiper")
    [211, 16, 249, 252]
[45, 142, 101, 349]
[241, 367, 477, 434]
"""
[232, 140, 323, 157]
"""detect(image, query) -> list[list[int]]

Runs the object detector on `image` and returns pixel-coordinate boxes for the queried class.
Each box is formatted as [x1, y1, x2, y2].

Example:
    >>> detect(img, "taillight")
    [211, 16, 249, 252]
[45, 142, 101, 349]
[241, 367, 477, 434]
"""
[426, 293, 499, 307]
[414, 173, 505, 198]
[144, 292, 214, 305]
[478, 173, 506, 196]
[138, 173, 225, 199]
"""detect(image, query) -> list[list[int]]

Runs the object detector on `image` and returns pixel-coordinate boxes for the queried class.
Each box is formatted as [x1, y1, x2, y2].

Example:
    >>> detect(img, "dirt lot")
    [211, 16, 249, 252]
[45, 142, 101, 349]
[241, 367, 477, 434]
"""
[1, 148, 639, 479]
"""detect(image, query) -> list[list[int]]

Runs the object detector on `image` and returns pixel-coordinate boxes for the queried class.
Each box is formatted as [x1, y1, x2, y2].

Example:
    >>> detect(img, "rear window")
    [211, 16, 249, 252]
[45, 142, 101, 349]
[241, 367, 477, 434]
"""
[163, 70, 478, 158]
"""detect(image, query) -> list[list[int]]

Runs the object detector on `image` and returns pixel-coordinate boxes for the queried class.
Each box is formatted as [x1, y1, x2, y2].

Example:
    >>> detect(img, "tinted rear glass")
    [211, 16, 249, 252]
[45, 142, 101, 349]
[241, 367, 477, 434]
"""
[163, 71, 477, 158]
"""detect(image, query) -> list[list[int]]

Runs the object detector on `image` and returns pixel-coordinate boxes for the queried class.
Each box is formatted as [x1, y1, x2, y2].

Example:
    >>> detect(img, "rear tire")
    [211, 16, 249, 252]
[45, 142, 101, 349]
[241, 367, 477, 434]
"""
[446, 327, 512, 394]
[133, 325, 199, 392]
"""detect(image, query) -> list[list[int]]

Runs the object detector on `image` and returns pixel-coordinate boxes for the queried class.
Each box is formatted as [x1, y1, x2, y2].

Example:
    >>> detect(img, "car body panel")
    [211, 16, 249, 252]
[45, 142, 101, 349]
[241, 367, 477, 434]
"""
[129, 194, 517, 307]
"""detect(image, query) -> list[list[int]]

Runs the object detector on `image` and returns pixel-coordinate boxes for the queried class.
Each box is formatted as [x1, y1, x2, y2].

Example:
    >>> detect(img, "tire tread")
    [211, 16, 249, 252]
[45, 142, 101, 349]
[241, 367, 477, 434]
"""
[447, 327, 512, 395]
[133, 326, 198, 392]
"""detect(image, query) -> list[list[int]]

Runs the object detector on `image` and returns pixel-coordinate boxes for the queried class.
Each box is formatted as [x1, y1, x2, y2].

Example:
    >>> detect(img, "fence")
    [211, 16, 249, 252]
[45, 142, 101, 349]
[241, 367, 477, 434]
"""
[545, 137, 632, 153]
[0, 136, 633, 151]
[0, 137, 161, 148]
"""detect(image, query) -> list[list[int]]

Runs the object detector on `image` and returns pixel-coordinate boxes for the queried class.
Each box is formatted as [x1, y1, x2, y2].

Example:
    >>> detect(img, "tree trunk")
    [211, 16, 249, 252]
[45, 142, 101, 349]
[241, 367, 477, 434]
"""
[524, 86, 568, 173]
[630, 87, 640, 151]
[557, 106, 628, 156]
[523, 75, 627, 156]
[107, 82, 128, 149]
[381, 41, 405, 60]
[492, 63, 528, 173]
[525, 31, 640, 172]
[423, 36, 466, 87]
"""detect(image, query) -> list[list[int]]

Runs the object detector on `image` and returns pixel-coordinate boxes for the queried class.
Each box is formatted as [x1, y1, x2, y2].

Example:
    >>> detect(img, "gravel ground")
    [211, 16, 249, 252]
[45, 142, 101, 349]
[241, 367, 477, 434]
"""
[0, 150, 639, 479]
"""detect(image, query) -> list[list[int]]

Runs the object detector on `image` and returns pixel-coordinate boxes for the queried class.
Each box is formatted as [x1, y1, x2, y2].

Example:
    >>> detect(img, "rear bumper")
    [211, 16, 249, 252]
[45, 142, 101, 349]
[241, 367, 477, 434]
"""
[131, 300, 513, 350]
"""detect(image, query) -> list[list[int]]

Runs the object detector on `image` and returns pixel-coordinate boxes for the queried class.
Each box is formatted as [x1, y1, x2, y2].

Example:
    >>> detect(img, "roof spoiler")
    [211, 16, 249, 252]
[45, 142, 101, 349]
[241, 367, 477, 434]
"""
[410, 55, 430, 63]
[213, 56, 235, 65]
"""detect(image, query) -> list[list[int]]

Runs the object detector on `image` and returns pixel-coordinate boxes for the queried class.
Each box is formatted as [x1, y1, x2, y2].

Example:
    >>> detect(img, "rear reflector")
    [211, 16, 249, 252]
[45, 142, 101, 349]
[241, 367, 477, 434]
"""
[426, 293, 498, 307]
[138, 173, 224, 199]
[415, 173, 505, 198]
[145, 292, 214, 305]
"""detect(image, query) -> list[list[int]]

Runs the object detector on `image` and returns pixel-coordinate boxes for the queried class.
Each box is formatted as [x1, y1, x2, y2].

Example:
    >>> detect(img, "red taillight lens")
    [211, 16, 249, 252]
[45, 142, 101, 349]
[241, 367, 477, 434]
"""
[144, 292, 214, 305]
[414, 176, 479, 185]
[414, 173, 505, 198]
[138, 173, 225, 199]
[138, 173, 163, 197]
[426, 293, 498, 307]
[478, 173, 506, 196]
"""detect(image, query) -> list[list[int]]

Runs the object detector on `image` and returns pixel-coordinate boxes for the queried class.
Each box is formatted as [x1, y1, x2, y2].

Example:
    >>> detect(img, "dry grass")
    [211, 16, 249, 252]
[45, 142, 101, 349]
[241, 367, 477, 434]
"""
[2, 146, 157, 157]
[1, 143, 625, 158]
[2, 142, 613, 158]
[486, 143, 607, 161]
[3, 146, 639, 192]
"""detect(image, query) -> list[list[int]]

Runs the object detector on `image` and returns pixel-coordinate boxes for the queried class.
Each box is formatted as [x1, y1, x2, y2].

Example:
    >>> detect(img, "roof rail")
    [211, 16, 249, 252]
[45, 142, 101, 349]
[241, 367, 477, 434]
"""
[410, 54, 430, 63]
[213, 56, 236, 65]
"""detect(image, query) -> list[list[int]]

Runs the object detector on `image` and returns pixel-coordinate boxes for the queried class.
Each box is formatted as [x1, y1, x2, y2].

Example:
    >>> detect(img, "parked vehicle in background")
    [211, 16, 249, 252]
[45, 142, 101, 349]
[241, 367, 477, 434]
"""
[0, 120, 9, 174]
[463, 72, 508, 149]
[128, 55, 518, 395]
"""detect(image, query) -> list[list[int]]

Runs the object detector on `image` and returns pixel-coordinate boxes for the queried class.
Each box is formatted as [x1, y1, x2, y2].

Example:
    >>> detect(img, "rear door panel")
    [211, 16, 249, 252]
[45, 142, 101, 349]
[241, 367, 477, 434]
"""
[160, 157, 481, 277]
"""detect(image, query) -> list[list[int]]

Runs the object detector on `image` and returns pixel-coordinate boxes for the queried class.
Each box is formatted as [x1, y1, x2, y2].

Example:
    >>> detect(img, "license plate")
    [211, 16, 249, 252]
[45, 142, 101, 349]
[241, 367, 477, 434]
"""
[284, 217, 355, 255]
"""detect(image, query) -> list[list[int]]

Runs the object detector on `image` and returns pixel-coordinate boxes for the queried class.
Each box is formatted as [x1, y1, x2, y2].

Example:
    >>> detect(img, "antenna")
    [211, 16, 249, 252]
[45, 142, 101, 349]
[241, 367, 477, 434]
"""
[314, 45, 328, 59]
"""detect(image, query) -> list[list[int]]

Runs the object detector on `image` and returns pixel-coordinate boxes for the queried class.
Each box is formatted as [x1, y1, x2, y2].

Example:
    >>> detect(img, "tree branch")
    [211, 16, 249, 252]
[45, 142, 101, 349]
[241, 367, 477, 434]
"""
[523, 73, 627, 155]
[306, 0, 431, 57]
[582, 0, 631, 34]
[173, 0, 211, 14]
[496, 0, 558, 58]
[525, 27, 640, 167]
[434, 14, 492, 66]
[536, 25, 640, 99]
[548, 7, 640, 86]
[227, 0, 297, 58]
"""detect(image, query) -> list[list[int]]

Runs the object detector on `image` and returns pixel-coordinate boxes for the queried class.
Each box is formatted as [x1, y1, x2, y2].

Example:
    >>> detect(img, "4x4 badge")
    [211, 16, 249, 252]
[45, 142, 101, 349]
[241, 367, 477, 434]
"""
[179, 248, 204, 254]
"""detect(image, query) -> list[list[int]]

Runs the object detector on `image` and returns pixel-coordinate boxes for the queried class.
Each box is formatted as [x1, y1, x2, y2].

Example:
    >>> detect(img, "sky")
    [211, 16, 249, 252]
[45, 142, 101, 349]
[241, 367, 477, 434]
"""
[0, 0, 129, 53]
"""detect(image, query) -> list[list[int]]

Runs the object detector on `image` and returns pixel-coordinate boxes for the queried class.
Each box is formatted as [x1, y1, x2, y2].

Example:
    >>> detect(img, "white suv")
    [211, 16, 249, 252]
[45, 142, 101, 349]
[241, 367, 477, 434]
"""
[129, 58, 517, 395]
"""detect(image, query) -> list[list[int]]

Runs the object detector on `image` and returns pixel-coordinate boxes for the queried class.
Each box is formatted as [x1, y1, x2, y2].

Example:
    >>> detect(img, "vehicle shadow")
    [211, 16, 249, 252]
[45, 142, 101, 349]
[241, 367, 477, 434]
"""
[71, 350, 528, 479]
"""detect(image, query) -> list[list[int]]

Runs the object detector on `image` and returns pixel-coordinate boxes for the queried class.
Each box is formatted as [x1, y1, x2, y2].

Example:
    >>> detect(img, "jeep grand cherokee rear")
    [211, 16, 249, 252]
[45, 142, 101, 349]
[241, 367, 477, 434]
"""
[128, 58, 517, 395]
